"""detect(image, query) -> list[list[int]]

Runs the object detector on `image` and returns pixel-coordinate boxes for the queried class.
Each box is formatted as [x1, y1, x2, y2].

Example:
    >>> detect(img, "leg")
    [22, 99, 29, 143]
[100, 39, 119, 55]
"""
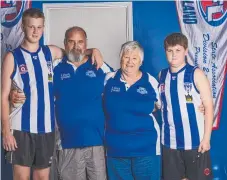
[32, 132, 55, 180]
[5, 130, 35, 180]
[58, 148, 86, 180]
[13, 165, 30, 180]
[184, 150, 213, 180]
[33, 168, 50, 180]
[86, 146, 107, 180]
[132, 155, 161, 180]
[49, 128, 61, 180]
[161, 145, 186, 180]
[49, 149, 58, 180]
[107, 156, 133, 180]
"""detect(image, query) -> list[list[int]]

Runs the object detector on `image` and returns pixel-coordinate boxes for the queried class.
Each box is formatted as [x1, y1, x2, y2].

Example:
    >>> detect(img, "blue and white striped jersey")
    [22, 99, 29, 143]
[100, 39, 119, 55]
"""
[10, 46, 55, 133]
[159, 64, 204, 150]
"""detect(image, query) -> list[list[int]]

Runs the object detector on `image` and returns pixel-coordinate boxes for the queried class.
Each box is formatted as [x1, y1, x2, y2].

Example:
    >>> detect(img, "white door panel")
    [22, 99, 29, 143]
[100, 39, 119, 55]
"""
[43, 2, 133, 70]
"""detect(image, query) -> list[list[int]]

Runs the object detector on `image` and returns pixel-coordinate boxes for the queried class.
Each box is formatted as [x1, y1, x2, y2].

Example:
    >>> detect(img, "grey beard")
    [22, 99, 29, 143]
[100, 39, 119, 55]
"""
[67, 52, 84, 63]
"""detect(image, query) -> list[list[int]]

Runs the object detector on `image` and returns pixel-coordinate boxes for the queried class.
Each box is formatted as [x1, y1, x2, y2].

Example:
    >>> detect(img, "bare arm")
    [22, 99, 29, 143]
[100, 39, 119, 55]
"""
[85, 48, 103, 69]
[194, 68, 213, 153]
[48, 45, 65, 61]
[1, 52, 18, 151]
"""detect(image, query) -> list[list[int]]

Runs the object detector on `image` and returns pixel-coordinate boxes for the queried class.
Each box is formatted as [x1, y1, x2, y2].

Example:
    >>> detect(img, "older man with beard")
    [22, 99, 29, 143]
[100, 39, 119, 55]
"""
[53, 26, 112, 180]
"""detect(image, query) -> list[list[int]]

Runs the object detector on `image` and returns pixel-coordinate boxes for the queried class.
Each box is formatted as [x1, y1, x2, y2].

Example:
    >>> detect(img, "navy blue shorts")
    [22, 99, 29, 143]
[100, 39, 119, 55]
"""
[5, 130, 55, 168]
[161, 145, 212, 180]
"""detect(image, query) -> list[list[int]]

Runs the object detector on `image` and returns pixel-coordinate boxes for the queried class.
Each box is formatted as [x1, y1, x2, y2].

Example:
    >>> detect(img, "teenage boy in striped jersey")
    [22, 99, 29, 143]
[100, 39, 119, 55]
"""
[1, 8, 102, 180]
[159, 33, 213, 180]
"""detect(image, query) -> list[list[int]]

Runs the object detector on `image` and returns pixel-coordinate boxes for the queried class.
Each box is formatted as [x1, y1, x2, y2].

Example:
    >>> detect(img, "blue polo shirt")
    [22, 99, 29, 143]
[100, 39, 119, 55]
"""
[103, 70, 161, 157]
[54, 56, 112, 148]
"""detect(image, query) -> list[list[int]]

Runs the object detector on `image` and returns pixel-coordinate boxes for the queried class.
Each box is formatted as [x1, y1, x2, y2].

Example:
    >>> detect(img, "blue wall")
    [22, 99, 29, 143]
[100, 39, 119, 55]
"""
[2, 1, 227, 179]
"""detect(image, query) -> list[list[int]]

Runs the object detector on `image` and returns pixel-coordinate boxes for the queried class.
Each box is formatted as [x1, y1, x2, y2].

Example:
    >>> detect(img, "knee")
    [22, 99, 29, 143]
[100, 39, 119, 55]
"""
[33, 173, 49, 180]
[13, 173, 30, 180]
[33, 168, 50, 180]
[13, 165, 30, 180]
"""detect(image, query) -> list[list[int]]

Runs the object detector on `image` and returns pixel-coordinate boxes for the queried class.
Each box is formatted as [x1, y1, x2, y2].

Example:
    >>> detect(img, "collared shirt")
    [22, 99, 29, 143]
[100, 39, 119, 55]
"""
[104, 70, 161, 157]
[54, 56, 112, 148]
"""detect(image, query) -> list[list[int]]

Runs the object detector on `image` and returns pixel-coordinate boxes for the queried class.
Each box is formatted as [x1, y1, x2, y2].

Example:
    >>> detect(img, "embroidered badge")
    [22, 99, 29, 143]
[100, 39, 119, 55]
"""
[46, 61, 52, 71]
[184, 82, 193, 103]
[19, 64, 28, 74]
[86, 70, 96, 78]
[160, 83, 165, 93]
[137, 87, 148, 95]
[48, 73, 53, 82]
[172, 76, 176, 80]
[61, 73, 71, 80]
[32, 55, 38, 60]
[204, 168, 211, 176]
[111, 86, 120, 92]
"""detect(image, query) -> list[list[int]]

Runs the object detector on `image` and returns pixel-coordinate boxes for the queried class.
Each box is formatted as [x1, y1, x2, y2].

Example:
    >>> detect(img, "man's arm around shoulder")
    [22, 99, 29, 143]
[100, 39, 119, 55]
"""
[48, 45, 65, 61]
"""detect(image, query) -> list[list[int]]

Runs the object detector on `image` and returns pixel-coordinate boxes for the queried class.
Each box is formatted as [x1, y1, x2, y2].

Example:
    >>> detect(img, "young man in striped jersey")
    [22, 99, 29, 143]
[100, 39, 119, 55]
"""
[159, 33, 213, 180]
[1, 8, 103, 180]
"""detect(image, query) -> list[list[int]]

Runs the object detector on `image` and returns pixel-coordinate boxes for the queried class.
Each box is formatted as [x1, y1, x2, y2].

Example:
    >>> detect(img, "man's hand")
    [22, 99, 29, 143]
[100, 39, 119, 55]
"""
[198, 103, 205, 114]
[198, 139, 210, 153]
[2, 131, 17, 151]
[91, 48, 103, 69]
[10, 90, 26, 107]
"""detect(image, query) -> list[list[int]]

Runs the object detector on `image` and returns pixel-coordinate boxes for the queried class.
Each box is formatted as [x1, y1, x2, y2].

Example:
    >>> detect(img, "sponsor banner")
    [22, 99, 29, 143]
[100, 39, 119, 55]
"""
[1, 0, 31, 61]
[176, 0, 227, 129]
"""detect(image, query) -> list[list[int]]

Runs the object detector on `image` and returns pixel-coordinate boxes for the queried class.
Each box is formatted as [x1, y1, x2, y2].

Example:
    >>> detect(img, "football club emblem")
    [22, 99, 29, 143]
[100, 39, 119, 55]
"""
[137, 87, 148, 95]
[197, 1, 227, 26]
[19, 64, 28, 74]
[46, 61, 52, 72]
[184, 82, 193, 102]
[160, 84, 165, 93]
[1, 0, 26, 28]
[86, 70, 96, 78]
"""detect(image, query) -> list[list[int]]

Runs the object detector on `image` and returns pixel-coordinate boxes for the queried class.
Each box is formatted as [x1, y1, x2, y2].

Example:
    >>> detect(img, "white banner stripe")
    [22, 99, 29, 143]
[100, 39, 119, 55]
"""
[176, 0, 227, 129]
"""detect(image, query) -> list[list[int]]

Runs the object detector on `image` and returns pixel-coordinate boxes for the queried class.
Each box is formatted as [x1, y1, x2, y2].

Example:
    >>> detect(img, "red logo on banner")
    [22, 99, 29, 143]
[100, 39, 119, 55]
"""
[1, 0, 31, 28]
[198, 1, 227, 26]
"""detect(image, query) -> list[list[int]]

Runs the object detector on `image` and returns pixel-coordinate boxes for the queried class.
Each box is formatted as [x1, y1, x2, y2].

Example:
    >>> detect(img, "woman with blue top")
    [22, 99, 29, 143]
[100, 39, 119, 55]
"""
[103, 41, 161, 180]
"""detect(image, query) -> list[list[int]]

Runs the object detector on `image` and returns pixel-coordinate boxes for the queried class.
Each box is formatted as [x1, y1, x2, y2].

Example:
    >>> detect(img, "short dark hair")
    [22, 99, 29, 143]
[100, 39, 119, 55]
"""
[22, 8, 45, 25]
[64, 26, 87, 44]
[164, 33, 188, 50]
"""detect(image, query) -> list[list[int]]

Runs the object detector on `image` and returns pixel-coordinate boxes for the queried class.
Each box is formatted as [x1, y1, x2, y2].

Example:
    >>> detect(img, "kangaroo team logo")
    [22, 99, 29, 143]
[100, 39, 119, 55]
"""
[197, 0, 227, 26]
[184, 82, 193, 93]
[137, 87, 148, 95]
[184, 82, 193, 102]
[1, 0, 26, 28]
[86, 70, 96, 78]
